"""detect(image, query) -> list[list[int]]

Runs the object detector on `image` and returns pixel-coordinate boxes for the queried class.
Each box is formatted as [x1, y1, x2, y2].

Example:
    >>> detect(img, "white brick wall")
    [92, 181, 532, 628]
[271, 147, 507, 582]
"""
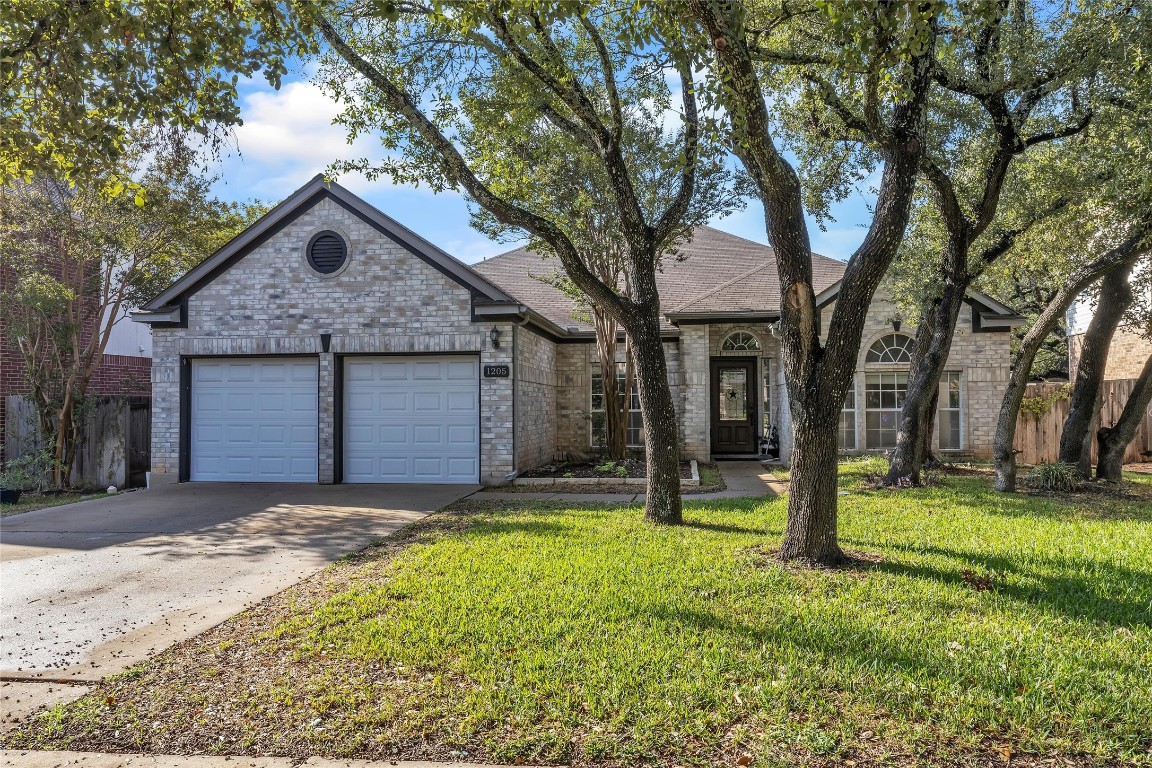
[150, 196, 516, 483]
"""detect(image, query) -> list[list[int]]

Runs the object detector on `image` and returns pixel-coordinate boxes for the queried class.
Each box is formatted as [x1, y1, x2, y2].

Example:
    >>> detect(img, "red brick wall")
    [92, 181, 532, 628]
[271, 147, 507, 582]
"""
[1, 258, 151, 460]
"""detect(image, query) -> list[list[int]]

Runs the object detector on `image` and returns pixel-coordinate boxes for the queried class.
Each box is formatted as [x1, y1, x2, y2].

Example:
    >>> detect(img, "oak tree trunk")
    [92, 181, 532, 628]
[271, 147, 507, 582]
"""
[993, 236, 1148, 491]
[622, 308, 682, 525]
[780, 403, 844, 564]
[886, 277, 967, 484]
[1096, 353, 1152, 481]
[1059, 263, 1135, 476]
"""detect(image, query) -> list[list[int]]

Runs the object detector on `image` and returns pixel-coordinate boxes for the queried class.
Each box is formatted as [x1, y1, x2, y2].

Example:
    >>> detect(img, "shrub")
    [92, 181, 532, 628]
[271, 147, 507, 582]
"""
[1024, 461, 1082, 492]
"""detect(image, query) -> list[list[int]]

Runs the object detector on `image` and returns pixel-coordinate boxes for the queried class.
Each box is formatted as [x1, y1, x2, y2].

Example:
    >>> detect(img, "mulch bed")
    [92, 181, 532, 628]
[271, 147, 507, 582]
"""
[522, 458, 693, 480]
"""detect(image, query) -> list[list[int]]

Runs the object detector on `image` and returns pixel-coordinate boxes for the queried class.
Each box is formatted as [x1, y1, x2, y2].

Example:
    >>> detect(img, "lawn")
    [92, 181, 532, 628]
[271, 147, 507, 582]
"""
[5, 462, 1151, 767]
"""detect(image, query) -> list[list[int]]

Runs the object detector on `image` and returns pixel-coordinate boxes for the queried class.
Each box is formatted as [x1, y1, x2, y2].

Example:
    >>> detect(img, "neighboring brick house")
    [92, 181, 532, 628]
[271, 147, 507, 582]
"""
[1066, 280, 1152, 380]
[133, 176, 1022, 486]
[0, 256, 152, 463]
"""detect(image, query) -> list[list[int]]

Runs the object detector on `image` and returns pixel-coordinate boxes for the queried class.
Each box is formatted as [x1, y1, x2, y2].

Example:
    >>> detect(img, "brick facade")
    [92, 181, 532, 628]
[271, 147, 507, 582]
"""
[514, 327, 557, 469]
[1068, 325, 1152, 382]
[149, 195, 517, 484]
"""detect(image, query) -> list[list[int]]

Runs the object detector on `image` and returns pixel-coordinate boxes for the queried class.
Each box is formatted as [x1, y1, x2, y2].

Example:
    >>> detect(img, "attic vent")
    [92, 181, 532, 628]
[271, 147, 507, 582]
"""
[307, 231, 348, 274]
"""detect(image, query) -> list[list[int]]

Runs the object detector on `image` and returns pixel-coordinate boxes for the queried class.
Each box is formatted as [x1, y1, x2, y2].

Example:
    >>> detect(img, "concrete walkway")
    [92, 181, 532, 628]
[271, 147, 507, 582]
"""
[0, 752, 527, 768]
[480, 460, 787, 503]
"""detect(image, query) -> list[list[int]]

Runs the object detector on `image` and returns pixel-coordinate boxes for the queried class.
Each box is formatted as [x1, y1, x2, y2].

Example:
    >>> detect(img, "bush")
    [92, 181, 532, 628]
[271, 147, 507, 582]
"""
[1024, 461, 1082, 492]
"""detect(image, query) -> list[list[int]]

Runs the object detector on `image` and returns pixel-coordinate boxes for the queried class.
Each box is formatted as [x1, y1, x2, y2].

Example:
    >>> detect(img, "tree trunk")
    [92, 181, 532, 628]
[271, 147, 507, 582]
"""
[622, 308, 682, 525]
[886, 277, 967, 484]
[1059, 262, 1135, 476]
[780, 404, 844, 564]
[1096, 353, 1152, 481]
[993, 234, 1148, 491]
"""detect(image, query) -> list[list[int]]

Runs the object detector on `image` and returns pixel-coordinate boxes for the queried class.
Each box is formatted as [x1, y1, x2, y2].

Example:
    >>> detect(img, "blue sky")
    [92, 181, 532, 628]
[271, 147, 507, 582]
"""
[207, 69, 877, 265]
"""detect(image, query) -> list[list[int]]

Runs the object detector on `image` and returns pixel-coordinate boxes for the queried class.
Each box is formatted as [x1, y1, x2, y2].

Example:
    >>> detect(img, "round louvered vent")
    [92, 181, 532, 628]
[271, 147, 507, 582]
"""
[307, 231, 348, 274]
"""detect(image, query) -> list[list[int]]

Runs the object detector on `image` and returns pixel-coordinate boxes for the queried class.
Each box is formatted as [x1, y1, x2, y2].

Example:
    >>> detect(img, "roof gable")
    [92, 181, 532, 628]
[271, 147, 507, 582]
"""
[140, 175, 514, 315]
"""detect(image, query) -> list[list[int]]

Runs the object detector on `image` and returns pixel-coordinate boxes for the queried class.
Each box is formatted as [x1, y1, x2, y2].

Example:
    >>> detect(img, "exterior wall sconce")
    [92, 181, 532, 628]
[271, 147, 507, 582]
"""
[890, 315, 903, 333]
[320, 332, 332, 353]
[489, 326, 502, 349]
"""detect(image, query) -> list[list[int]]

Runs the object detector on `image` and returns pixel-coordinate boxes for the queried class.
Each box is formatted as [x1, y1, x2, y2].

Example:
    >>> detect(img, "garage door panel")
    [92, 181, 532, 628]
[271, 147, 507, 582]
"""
[413, 392, 443, 411]
[343, 356, 479, 484]
[191, 359, 318, 483]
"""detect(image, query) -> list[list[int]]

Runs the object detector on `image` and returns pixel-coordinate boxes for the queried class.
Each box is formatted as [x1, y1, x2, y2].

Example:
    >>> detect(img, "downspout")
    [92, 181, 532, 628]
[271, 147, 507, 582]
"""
[505, 316, 531, 482]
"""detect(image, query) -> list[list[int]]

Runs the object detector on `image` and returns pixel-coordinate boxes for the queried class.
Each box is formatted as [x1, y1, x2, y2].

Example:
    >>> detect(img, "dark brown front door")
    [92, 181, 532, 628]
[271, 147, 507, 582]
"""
[711, 358, 757, 454]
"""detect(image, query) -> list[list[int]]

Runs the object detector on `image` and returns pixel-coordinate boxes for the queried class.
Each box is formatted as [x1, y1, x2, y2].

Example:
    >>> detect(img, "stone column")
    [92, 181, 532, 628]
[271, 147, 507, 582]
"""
[318, 352, 336, 484]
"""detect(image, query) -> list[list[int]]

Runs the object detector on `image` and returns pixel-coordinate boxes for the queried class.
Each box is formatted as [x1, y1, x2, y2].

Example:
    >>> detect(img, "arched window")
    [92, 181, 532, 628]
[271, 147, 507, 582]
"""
[721, 331, 761, 351]
[865, 333, 914, 364]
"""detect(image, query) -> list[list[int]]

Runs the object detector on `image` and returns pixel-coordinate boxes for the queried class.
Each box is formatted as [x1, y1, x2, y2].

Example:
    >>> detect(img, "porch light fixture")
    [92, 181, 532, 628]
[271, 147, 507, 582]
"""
[489, 326, 502, 349]
[320, 332, 332, 353]
[890, 315, 903, 333]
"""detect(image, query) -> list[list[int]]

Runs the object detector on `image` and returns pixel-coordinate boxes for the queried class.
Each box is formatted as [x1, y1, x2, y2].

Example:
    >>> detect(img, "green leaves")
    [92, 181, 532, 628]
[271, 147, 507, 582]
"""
[3, 0, 317, 185]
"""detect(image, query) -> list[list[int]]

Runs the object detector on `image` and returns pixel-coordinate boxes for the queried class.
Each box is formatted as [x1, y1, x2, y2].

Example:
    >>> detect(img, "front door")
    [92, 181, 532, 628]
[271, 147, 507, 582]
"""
[710, 358, 757, 454]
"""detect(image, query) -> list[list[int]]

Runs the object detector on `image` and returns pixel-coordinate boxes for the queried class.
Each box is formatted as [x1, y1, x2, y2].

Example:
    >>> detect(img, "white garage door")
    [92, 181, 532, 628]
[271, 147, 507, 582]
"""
[344, 356, 479, 484]
[190, 359, 318, 482]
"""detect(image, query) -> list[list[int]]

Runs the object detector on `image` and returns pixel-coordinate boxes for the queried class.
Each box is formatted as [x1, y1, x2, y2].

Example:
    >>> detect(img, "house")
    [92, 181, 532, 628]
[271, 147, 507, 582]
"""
[1066, 292, 1152, 381]
[132, 176, 1022, 485]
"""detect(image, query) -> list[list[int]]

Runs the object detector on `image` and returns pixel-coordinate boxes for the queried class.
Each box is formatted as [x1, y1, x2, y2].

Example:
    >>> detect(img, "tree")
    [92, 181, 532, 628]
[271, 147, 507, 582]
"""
[990, 227, 1151, 491]
[468, 131, 745, 461]
[2, 0, 313, 185]
[1096, 353, 1152, 481]
[685, 1, 938, 563]
[880, 0, 1131, 486]
[0, 138, 261, 486]
[313, 2, 719, 524]
[1058, 260, 1139, 476]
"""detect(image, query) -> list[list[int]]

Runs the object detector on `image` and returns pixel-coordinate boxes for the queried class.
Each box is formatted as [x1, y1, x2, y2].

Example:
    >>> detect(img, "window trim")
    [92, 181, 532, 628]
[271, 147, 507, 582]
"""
[938, 370, 964, 451]
[863, 370, 908, 450]
[721, 330, 762, 352]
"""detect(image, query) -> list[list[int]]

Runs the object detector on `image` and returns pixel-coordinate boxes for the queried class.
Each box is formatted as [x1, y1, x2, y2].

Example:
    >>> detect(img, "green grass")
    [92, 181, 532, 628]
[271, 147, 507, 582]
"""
[0, 491, 105, 517]
[5, 467, 1151, 767]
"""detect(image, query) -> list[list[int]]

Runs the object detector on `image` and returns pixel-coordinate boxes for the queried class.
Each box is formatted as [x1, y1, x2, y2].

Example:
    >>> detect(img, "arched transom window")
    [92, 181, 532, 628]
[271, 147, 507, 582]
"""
[722, 331, 761, 351]
[865, 333, 915, 364]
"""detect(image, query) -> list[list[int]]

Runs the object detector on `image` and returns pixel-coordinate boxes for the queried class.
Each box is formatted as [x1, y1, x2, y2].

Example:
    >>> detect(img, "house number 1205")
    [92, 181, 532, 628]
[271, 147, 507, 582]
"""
[484, 364, 510, 378]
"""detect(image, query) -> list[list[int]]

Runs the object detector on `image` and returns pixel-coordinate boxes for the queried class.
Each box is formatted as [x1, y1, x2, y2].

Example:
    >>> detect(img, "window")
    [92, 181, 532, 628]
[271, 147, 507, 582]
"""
[938, 371, 962, 450]
[722, 331, 761, 351]
[307, 231, 348, 274]
[591, 363, 643, 447]
[865, 372, 908, 449]
[839, 382, 857, 450]
[865, 333, 915, 364]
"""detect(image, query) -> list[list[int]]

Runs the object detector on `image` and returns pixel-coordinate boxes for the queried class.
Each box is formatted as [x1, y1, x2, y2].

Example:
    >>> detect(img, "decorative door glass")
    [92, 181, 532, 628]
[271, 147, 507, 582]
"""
[719, 368, 749, 421]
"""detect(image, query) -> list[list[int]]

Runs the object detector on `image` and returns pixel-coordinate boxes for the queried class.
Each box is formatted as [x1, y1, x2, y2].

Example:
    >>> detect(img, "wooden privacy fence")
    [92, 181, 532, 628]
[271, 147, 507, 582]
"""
[1015, 379, 1152, 466]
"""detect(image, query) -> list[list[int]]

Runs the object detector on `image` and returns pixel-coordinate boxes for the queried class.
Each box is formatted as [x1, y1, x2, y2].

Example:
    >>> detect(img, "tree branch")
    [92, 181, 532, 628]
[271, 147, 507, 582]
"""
[315, 12, 633, 321]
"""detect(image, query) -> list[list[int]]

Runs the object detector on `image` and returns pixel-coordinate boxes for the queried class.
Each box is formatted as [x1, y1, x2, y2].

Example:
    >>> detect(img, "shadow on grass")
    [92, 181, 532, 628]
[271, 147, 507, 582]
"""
[843, 539, 1152, 629]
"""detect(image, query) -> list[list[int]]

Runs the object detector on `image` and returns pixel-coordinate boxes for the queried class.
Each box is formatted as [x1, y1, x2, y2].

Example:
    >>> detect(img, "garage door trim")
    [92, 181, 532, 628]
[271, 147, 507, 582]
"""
[179, 354, 320, 483]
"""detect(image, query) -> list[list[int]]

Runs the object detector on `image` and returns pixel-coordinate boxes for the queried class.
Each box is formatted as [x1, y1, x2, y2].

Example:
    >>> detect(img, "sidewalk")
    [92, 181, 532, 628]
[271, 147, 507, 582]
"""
[479, 460, 787, 503]
[0, 752, 526, 768]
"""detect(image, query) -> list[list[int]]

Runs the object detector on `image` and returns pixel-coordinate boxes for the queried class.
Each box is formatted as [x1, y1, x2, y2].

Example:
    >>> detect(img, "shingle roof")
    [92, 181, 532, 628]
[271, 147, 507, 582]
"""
[470, 225, 847, 331]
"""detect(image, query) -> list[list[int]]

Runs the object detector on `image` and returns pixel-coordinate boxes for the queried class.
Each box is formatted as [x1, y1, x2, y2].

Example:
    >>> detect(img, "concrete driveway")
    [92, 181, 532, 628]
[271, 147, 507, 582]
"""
[0, 482, 477, 681]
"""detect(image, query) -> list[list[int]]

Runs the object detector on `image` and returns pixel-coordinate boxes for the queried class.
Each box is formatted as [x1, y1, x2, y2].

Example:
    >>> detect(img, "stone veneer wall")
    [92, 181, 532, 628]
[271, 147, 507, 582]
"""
[514, 326, 557, 472]
[150, 196, 516, 484]
[554, 339, 682, 458]
[1068, 325, 1152, 382]
[824, 287, 1011, 457]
